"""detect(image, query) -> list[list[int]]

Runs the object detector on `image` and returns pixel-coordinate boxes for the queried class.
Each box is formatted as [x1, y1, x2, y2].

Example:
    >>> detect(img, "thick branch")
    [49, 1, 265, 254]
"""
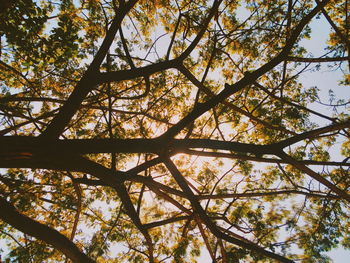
[0, 197, 95, 263]
[287, 56, 349, 63]
[275, 120, 350, 148]
[0, 137, 273, 156]
[96, 58, 180, 84]
[41, 0, 138, 138]
[181, 149, 350, 167]
[2, 125, 349, 160]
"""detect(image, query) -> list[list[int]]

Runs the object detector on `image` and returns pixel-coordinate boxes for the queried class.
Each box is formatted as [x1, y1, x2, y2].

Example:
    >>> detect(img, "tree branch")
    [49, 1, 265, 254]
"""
[159, 0, 330, 140]
[41, 0, 139, 138]
[163, 158, 294, 263]
[0, 197, 95, 263]
[277, 151, 350, 202]
[287, 56, 349, 63]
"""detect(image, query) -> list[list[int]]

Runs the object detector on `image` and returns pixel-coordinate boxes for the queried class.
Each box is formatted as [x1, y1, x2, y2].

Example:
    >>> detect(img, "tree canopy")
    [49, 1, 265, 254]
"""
[0, 0, 349, 262]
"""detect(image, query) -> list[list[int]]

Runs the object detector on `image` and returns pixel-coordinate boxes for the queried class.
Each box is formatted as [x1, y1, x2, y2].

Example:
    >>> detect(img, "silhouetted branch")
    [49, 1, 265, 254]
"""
[0, 197, 95, 263]
[163, 158, 294, 263]
[287, 56, 349, 63]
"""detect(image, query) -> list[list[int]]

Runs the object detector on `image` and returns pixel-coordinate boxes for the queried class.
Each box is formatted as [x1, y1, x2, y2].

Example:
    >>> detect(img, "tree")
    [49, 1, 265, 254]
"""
[0, 0, 349, 262]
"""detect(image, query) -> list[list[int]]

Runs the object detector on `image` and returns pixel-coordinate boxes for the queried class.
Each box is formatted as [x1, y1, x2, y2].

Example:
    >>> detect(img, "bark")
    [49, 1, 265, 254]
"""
[0, 197, 95, 263]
